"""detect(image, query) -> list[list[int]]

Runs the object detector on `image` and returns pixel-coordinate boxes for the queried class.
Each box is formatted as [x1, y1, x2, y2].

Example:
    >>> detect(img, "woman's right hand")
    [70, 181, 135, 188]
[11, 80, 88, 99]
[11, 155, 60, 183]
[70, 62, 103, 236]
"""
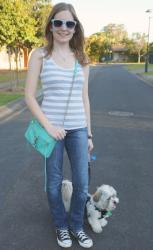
[46, 124, 67, 140]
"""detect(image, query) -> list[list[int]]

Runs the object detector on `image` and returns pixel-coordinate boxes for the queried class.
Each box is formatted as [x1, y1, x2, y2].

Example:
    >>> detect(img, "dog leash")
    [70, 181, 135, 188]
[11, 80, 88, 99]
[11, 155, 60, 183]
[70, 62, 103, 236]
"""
[88, 153, 96, 185]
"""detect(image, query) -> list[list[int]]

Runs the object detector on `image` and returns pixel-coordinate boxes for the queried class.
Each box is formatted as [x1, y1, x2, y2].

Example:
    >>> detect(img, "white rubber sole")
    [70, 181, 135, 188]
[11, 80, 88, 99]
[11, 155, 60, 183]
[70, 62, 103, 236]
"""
[57, 238, 72, 248]
[78, 241, 93, 248]
[70, 231, 93, 248]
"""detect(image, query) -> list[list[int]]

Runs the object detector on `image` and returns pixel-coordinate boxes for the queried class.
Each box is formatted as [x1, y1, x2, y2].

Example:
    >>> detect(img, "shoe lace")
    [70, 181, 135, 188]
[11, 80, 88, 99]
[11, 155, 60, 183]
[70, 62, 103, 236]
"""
[77, 231, 89, 241]
[59, 230, 70, 240]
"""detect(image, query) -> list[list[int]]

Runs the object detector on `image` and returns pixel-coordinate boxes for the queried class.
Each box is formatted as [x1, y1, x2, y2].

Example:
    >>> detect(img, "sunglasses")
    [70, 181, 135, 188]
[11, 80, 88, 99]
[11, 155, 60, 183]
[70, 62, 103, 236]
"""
[51, 19, 77, 29]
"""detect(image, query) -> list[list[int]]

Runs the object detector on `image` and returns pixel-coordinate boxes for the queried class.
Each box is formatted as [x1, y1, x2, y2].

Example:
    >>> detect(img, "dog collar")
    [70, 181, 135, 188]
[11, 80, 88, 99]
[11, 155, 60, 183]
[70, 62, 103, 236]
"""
[95, 206, 107, 215]
[94, 206, 112, 218]
[86, 195, 112, 218]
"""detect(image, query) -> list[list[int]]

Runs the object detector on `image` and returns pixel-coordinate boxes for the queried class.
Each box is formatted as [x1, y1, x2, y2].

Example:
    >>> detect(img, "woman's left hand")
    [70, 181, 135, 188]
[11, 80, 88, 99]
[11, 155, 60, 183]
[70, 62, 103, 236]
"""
[88, 138, 94, 152]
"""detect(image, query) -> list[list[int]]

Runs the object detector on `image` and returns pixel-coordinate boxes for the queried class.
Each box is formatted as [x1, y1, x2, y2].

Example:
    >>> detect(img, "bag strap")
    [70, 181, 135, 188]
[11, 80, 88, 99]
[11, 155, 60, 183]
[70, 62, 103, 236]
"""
[45, 155, 47, 192]
[44, 60, 78, 192]
[62, 60, 78, 127]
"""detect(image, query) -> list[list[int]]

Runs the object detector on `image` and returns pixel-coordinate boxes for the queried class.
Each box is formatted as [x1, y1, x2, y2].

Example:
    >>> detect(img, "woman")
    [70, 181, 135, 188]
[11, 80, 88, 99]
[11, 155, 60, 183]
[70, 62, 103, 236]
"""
[25, 2, 93, 248]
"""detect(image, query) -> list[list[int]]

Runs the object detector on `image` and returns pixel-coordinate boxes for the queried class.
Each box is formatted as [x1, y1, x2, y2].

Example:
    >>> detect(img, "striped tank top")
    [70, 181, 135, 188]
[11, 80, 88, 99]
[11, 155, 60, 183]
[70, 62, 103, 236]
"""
[40, 57, 87, 130]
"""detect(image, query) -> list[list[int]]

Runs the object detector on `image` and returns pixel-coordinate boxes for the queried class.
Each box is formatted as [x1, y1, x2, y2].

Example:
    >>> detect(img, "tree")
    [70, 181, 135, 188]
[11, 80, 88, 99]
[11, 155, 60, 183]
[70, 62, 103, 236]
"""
[131, 33, 147, 63]
[0, 0, 37, 87]
[31, 0, 52, 46]
[0, 0, 52, 57]
[103, 23, 128, 45]
[86, 24, 128, 63]
[0, 0, 38, 49]
[85, 33, 106, 62]
[0, 0, 52, 88]
[86, 26, 128, 63]
[149, 42, 153, 53]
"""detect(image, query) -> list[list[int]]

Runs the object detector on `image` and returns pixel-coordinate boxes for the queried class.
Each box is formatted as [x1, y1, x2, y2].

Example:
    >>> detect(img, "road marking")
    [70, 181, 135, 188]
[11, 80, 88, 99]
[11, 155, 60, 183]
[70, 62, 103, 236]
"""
[108, 111, 134, 117]
[92, 111, 153, 131]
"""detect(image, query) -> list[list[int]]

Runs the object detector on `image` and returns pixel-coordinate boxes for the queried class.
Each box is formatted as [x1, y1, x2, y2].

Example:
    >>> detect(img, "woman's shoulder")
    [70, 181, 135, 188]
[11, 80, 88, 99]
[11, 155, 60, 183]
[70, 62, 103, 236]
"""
[29, 47, 45, 60]
[82, 64, 89, 74]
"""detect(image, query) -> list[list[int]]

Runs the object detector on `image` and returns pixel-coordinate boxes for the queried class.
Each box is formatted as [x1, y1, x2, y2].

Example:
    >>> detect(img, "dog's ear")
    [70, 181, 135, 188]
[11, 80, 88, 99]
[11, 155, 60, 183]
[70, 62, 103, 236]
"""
[93, 190, 102, 202]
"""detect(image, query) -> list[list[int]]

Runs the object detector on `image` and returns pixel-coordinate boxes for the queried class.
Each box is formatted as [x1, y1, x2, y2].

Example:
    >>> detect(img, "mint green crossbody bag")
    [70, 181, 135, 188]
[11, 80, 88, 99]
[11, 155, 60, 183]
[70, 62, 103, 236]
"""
[25, 119, 56, 158]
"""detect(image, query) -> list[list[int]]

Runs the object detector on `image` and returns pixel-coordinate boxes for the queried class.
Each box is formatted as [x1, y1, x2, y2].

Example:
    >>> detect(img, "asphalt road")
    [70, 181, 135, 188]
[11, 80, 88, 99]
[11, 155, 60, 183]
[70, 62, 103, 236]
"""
[0, 64, 153, 250]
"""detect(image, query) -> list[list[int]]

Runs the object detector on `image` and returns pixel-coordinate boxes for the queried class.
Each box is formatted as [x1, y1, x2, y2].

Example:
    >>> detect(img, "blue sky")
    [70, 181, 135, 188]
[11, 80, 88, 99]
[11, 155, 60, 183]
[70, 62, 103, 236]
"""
[52, 0, 153, 41]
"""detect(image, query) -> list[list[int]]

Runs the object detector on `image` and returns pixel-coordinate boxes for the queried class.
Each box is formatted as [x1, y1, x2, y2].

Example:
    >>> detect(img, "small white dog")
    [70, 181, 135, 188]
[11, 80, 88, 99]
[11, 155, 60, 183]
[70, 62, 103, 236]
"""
[61, 180, 73, 212]
[61, 180, 119, 233]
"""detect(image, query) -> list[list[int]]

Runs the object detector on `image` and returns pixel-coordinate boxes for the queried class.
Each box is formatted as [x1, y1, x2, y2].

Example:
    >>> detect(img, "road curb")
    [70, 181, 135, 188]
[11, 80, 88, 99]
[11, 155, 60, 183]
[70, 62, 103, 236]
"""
[132, 73, 153, 88]
[124, 67, 153, 88]
[0, 90, 42, 123]
[136, 74, 153, 87]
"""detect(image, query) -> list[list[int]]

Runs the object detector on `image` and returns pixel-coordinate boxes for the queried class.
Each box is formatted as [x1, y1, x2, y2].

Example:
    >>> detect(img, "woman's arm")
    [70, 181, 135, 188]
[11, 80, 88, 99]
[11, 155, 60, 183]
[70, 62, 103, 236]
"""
[25, 48, 66, 140]
[82, 64, 93, 152]
[25, 48, 51, 129]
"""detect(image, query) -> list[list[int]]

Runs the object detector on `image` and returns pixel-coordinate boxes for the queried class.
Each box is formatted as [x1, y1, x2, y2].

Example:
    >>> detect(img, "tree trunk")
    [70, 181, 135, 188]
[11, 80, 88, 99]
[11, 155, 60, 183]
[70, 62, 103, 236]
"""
[14, 48, 19, 89]
[6, 46, 14, 90]
[138, 52, 141, 63]
[8, 50, 13, 90]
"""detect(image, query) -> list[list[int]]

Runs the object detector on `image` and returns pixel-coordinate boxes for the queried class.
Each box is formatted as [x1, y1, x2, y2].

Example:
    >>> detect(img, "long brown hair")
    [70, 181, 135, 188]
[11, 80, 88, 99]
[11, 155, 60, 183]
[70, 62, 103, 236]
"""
[44, 2, 89, 65]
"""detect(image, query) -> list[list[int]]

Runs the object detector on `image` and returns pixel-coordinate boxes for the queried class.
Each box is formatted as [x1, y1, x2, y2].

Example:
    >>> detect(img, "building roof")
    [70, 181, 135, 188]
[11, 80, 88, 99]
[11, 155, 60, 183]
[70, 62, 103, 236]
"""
[111, 45, 128, 52]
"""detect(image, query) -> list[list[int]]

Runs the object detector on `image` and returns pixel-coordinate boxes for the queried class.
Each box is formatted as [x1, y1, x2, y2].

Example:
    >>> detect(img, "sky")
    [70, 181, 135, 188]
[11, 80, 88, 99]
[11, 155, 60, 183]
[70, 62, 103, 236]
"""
[52, 0, 153, 42]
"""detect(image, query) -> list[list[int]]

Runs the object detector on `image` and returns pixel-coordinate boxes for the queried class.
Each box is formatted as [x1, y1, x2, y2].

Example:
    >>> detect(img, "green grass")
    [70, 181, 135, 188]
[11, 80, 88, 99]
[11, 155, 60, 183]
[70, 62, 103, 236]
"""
[127, 64, 153, 70]
[127, 64, 145, 70]
[0, 92, 24, 106]
[139, 71, 153, 76]
[0, 70, 43, 106]
[0, 70, 27, 83]
[0, 79, 42, 106]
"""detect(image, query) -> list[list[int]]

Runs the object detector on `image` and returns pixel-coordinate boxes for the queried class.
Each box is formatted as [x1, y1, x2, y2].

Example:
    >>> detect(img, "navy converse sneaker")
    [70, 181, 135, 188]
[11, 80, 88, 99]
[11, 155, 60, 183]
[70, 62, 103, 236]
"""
[71, 230, 93, 248]
[56, 229, 72, 248]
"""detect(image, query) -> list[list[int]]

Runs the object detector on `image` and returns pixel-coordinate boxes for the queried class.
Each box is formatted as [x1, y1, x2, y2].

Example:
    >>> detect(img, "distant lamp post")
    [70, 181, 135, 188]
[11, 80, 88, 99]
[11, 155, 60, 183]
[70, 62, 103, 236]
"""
[145, 9, 153, 73]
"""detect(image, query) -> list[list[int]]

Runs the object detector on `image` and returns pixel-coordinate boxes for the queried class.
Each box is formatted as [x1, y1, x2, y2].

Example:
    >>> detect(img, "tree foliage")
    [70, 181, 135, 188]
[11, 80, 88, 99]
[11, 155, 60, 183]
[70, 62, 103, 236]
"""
[150, 42, 153, 53]
[103, 23, 128, 45]
[123, 33, 147, 63]
[0, 0, 52, 49]
[132, 33, 147, 63]
[0, 0, 37, 84]
[86, 23, 129, 62]
[85, 33, 106, 62]
[0, 0, 38, 49]
[31, 0, 52, 46]
[0, 0, 52, 87]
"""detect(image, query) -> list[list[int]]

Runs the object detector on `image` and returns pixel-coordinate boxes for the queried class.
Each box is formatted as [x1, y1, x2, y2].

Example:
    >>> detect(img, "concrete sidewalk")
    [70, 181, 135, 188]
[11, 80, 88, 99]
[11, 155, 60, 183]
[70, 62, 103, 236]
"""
[125, 66, 153, 87]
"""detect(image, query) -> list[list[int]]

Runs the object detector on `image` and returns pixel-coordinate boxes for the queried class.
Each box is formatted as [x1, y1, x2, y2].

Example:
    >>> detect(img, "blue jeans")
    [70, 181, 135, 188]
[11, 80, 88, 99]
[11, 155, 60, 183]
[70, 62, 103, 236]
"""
[46, 127, 88, 232]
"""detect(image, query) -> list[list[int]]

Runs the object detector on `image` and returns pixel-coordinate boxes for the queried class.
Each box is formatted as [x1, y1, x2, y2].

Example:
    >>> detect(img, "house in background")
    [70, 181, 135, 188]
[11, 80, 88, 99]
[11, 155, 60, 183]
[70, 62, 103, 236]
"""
[0, 47, 28, 70]
[111, 45, 128, 62]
